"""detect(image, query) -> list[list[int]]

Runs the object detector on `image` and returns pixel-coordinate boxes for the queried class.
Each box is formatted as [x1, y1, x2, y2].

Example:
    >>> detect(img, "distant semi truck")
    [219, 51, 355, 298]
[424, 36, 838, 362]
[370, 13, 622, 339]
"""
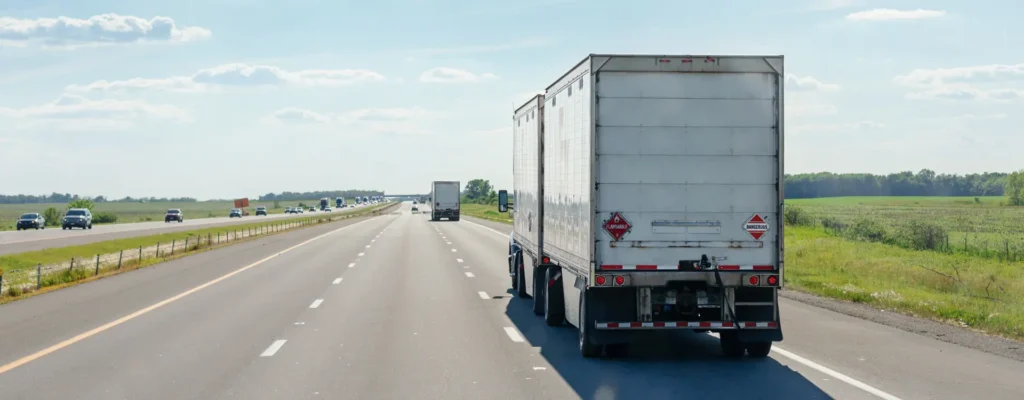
[430, 181, 460, 221]
[320, 198, 329, 210]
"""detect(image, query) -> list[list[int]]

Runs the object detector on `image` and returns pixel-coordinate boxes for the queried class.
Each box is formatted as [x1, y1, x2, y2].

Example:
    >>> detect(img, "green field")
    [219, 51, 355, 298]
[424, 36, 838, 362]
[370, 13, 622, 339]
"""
[460, 196, 1024, 340]
[0, 199, 359, 230]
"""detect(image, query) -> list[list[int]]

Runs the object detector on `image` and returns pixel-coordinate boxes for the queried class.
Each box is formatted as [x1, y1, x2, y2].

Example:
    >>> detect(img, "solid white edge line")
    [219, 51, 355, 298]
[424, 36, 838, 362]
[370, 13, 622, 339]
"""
[348, 263, 356, 268]
[465, 272, 475, 278]
[260, 340, 287, 357]
[456, 259, 463, 263]
[309, 299, 324, 308]
[332, 278, 342, 284]
[503, 327, 525, 343]
[478, 291, 489, 299]
[451, 249, 457, 252]
[358, 252, 364, 256]
[772, 346, 903, 400]
[706, 333, 901, 400]
[461, 219, 508, 238]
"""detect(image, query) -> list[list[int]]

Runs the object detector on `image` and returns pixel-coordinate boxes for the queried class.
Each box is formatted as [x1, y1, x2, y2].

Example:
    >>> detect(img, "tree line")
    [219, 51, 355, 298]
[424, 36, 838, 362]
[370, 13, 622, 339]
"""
[257, 190, 384, 201]
[0, 190, 387, 204]
[784, 170, 1011, 198]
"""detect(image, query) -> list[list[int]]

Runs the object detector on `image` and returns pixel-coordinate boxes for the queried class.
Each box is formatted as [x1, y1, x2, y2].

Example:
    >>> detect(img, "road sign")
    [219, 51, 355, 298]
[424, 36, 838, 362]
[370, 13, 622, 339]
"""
[744, 214, 770, 240]
[603, 212, 632, 241]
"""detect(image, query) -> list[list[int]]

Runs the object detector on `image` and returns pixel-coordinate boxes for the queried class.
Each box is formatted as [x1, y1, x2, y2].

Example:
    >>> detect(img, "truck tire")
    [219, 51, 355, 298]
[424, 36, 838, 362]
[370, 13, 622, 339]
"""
[532, 266, 545, 315]
[719, 332, 745, 358]
[746, 341, 773, 358]
[579, 295, 602, 358]
[544, 268, 564, 326]
[516, 262, 529, 298]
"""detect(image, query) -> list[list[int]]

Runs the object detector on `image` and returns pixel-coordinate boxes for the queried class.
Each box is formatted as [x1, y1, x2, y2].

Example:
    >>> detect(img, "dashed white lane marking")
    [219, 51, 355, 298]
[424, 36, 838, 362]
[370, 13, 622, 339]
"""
[705, 332, 901, 400]
[260, 340, 287, 357]
[348, 263, 356, 268]
[451, 249, 457, 252]
[465, 272, 475, 278]
[503, 327, 525, 343]
[464, 266, 470, 268]
[0, 217, 379, 376]
[358, 252, 364, 256]
[446, 241, 452, 245]
[333, 278, 342, 284]
[294, 322, 305, 325]
[477, 291, 489, 299]
[371, 239, 376, 243]
[365, 245, 371, 248]
[309, 299, 324, 309]
[456, 259, 464, 263]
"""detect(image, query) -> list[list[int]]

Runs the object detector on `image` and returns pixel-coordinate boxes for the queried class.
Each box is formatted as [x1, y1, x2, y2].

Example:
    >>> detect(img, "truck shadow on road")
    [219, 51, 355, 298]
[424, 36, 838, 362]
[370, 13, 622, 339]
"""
[502, 290, 833, 400]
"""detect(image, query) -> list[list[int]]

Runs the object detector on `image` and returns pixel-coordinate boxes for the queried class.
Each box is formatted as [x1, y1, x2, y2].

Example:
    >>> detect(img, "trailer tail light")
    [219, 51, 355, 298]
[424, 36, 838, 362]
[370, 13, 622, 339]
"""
[595, 275, 607, 286]
[766, 275, 779, 286]
[542, 256, 550, 263]
[748, 275, 760, 286]
[614, 275, 625, 285]
[436, 202, 439, 207]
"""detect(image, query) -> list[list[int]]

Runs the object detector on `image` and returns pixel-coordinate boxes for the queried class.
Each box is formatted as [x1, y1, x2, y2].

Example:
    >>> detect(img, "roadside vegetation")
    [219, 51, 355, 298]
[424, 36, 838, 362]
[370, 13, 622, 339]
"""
[0, 202, 396, 303]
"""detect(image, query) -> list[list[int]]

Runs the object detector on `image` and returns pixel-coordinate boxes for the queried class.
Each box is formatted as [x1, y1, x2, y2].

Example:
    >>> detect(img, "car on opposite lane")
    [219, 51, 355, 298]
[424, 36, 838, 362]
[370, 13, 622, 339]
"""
[16, 213, 45, 230]
[62, 208, 92, 230]
[165, 209, 184, 223]
[229, 209, 243, 218]
[256, 206, 268, 216]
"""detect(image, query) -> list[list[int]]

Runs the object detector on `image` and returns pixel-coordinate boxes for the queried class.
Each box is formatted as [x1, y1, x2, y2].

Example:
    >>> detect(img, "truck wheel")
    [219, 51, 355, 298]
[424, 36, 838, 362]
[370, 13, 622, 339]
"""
[746, 341, 773, 358]
[719, 332, 745, 358]
[579, 296, 602, 358]
[532, 267, 546, 315]
[605, 343, 630, 358]
[544, 268, 564, 326]
[516, 262, 529, 298]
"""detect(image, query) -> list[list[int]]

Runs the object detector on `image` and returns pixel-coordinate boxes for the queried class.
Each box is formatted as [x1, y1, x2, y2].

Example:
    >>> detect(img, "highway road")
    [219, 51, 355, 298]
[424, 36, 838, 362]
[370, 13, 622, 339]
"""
[0, 203, 378, 256]
[0, 202, 1021, 400]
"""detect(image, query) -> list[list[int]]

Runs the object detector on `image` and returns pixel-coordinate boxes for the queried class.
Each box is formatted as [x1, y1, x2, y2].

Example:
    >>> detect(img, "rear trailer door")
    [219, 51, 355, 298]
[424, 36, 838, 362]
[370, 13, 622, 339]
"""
[593, 57, 782, 276]
[434, 182, 460, 210]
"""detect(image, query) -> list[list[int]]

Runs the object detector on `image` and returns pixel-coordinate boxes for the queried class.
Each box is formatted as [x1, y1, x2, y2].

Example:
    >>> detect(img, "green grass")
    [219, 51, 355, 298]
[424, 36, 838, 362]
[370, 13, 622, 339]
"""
[0, 198, 361, 230]
[459, 204, 510, 223]
[461, 196, 1024, 340]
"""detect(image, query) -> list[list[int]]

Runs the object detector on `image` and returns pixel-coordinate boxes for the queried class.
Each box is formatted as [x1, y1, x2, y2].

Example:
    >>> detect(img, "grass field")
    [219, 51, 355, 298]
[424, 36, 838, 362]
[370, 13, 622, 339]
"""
[460, 196, 1024, 340]
[0, 199, 359, 230]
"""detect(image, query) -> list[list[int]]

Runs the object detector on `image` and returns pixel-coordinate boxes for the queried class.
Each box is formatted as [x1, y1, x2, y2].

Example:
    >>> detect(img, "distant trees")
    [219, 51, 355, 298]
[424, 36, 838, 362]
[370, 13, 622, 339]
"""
[258, 190, 384, 201]
[784, 170, 1009, 198]
[1006, 170, 1024, 206]
[463, 179, 497, 204]
[67, 199, 94, 211]
[0, 193, 197, 204]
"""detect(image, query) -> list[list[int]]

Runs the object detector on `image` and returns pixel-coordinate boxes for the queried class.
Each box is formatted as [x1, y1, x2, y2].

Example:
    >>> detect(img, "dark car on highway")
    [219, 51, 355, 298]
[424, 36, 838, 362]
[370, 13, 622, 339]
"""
[229, 209, 243, 218]
[165, 209, 184, 223]
[16, 213, 45, 230]
[256, 206, 268, 216]
[62, 208, 92, 230]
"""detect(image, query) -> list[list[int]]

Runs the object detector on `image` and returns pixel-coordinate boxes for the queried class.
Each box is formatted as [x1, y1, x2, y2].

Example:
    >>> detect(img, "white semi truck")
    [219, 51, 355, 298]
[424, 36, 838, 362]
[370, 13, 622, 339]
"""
[430, 181, 461, 221]
[497, 54, 785, 358]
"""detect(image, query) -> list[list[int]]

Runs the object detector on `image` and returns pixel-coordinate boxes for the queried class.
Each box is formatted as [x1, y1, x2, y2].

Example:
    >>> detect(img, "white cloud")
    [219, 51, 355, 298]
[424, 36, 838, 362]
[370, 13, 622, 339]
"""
[419, 67, 497, 83]
[264, 106, 443, 135]
[789, 104, 839, 117]
[845, 9, 946, 21]
[0, 94, 189, 130]
[894, 63, 1024, 101]
[786, 74, 841, 91]
[67, 63, 387, 93]
[0, 14, 211, 48]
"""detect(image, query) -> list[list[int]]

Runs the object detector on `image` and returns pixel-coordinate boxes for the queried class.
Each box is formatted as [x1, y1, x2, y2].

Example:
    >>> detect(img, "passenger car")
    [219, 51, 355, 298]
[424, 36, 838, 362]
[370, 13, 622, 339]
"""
[229, 209, 243, 218]
[16, 213, 45, 230]
[256, 207, 268, 216]
[165, 209, 184, 223]
[62, 208, 93, 230]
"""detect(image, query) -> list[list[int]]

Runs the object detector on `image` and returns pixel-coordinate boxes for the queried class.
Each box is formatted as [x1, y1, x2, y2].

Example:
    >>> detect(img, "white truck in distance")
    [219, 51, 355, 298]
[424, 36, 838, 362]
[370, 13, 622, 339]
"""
[430, 181, 461, 221]
[497, 54, 785, 359]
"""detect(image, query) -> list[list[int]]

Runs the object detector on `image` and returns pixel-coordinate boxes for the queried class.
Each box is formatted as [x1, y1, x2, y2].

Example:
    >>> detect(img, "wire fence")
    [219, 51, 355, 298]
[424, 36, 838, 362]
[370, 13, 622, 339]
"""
[0, 204, 397, 297]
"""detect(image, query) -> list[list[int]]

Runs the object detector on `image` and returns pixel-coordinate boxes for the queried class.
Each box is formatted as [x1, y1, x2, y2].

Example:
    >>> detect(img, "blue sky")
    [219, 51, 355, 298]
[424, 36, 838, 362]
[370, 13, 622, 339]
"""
[0, 0, 1021, 199]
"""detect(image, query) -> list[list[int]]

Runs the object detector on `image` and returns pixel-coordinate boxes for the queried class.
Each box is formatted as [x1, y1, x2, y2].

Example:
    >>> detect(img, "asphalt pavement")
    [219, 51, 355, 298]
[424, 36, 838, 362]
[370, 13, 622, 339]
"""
[0, 203, 377, 255]
[0, 202, 1021, 400]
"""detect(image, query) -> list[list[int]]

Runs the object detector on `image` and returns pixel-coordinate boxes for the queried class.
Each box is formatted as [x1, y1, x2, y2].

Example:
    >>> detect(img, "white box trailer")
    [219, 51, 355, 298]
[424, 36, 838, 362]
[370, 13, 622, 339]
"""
[508, 94, 545, 263]
[430, 181, 461, 221]
[498, 54, 785, 358]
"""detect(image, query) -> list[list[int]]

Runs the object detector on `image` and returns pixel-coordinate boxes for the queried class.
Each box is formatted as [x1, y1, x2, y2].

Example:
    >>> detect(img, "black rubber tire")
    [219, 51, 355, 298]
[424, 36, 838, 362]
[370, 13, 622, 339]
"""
[544, 268, 564, 326]
[746, 341, 773, 358]
[516, 262, 529, 298]
[532, 266, 545, 315]
[87, 224, 92, 230]
[579, 295, 602, 358]
[35, 226, 40, 230]
[605, 343, 630, 358]
[509, 251, 520, 290]
[720, 332, 745, 358]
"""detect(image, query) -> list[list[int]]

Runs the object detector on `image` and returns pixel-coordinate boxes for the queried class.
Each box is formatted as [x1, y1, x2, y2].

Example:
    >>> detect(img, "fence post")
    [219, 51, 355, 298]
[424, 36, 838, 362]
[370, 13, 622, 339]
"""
[171, 239, 176, 255]
[208, 233, 211, 247]
[37, 264, 41, 289]
[94, 254, 100, 276]
[138, 246, 143, 265]
[0, 274, 3, 294]
[69, 257, 75, 273]
[118, 250, 123, 269]
[156, 242, 160, 257]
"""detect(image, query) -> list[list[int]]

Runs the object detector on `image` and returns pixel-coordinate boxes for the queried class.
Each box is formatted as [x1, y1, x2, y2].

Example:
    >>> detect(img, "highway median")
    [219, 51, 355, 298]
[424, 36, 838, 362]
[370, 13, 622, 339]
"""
[0, 202, 399, 303]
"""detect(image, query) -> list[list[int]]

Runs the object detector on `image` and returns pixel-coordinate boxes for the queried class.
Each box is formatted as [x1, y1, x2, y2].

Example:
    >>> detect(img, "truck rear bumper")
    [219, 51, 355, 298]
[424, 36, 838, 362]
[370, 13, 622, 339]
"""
[595, 321, 777, 330]
[593, 270, 778, 287]
[434, 209, 459, 217]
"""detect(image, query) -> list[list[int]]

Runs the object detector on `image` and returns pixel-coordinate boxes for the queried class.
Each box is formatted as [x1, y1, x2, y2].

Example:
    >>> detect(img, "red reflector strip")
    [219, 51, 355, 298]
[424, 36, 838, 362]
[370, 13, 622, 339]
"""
[599, 265, 679, 270]
[742, 322, 778, 328]
[594, 321, 743, 329]
[718, 265, 740, 270]
[636, 265, 657, 270]
[601, 265, 623, 270]
[717, 265, 776, 271]
[753, 265, 774, 271]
